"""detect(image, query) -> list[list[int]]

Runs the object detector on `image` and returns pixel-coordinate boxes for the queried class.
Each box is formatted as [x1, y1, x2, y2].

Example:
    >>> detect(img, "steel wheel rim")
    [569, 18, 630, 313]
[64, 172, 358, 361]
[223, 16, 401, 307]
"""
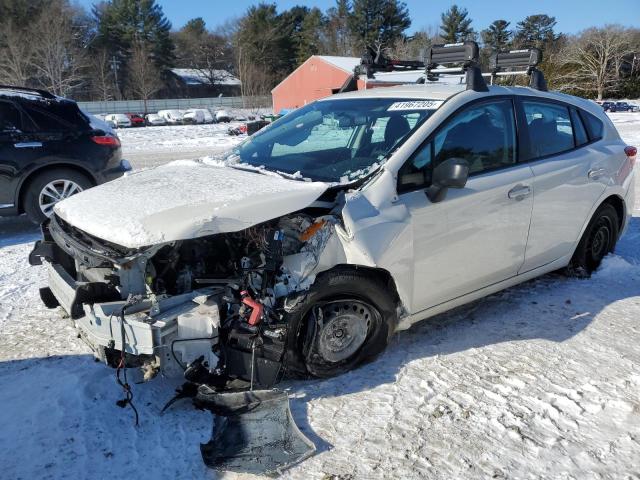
[589, 218, 611, 260]
[38, 179, 83, 217]
[315, 300, 374, 363]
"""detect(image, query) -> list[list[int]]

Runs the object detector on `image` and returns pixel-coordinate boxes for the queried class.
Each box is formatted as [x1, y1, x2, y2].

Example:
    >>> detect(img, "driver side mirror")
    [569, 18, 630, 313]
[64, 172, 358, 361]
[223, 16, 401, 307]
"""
[426, 157, 469, 203]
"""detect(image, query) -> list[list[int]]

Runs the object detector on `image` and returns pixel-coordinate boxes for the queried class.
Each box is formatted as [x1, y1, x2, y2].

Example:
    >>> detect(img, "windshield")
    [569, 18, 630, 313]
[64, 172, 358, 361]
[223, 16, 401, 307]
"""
[220, 97, 440, 182]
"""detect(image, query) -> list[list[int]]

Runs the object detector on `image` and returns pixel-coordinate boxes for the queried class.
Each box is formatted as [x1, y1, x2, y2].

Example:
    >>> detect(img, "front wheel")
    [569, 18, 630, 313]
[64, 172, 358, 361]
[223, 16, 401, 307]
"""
[568, 203, 619, 276]
[284, 268, 397, 378]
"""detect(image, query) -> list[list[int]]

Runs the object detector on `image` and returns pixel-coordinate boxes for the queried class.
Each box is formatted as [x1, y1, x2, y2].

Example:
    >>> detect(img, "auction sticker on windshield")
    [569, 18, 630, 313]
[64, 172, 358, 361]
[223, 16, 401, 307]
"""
[388, 100, 444, 111]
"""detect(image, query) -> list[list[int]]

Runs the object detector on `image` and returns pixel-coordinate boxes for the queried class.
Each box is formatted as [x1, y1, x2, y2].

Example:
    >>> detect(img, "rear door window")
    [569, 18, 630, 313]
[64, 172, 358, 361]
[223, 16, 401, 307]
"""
[22, 106, 68, 132]
[522, 101, 574, 158]
[0, 101, 23, 132]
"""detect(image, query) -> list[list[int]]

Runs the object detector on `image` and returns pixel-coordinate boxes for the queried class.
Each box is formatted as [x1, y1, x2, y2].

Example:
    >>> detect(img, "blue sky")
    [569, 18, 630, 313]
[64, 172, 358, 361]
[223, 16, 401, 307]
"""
[78, 0, 640, 33]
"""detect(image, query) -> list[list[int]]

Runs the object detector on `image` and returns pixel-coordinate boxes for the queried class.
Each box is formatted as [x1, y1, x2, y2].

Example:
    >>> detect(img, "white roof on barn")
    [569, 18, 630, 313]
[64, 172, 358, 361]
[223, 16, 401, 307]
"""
[170, 68, 241, 86]
[316, 56, 361, 73]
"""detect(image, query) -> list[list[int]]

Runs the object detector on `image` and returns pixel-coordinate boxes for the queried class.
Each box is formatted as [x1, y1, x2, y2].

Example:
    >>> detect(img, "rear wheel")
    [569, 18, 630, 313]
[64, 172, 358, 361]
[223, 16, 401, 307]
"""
[284, 268, 397, 378]
[23, 168, 92, 224]
[568, 203, 619, 276]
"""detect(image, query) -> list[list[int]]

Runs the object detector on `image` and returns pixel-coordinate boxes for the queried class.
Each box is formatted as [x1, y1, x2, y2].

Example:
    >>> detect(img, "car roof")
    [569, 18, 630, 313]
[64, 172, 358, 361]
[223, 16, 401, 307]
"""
[323, 82, 604, 117]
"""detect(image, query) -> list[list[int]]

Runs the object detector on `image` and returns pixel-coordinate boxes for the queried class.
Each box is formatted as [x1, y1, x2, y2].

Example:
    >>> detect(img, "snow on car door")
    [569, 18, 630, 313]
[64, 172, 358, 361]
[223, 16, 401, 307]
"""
[518, 100, 607, 272]
[397, 98, 534, 312]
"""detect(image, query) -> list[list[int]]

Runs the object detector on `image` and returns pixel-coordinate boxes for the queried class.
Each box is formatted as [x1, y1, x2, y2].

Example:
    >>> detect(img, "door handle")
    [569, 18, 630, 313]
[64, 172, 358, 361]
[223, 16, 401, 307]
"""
[508, 184, 531, 201]
[14, 142, 43, 148]
[588, 168, 607, 180]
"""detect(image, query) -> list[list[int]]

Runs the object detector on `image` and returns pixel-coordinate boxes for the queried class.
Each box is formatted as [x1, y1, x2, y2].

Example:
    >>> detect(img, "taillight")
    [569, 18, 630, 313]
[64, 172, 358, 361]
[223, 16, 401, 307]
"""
[91, 135, 121, 147]
[625, 146, 637, 166]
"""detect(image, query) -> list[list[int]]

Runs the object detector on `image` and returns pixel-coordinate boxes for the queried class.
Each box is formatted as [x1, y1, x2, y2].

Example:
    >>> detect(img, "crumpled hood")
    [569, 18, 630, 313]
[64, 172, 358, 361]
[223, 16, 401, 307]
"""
[54, 161, 329, 248]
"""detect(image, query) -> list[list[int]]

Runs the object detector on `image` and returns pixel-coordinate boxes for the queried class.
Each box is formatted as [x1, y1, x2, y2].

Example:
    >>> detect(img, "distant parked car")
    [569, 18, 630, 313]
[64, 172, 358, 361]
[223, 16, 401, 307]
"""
[602, 101, 616, 112]
[125, 113, 146, 127]
[145, 113, 166, 126]
[0, 86, 131, 223]
[629, 104, 640, 112]
[157, 109, 183, 125]
[182, 109, 206, 124]
[215, 109, 232, 123]
[104, 113, 132, 128]
[614, 102, 635, 112]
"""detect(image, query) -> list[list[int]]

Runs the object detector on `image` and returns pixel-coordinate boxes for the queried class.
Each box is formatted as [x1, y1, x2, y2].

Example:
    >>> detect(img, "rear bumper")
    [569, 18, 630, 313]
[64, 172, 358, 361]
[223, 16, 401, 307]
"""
[97, 158, 132, 183]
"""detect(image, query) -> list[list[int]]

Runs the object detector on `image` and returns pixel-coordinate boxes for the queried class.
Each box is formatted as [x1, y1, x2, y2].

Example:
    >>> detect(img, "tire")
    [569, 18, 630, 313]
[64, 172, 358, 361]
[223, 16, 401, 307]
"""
[283, 268, 397, 378]
[568, 203, 619, 276]
[23, 168, 93, 224]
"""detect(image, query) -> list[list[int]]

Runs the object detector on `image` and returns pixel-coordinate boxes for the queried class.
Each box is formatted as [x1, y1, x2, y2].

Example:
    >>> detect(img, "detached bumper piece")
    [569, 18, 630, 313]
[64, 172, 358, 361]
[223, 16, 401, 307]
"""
[195, 386, 315, 475]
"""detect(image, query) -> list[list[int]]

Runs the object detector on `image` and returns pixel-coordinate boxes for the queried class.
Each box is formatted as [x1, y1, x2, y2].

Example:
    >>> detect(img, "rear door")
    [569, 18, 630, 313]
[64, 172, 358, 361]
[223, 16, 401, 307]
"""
[397, 97, 535, 311]
[518, 99, 608, 272]
[0, 100, 44, 209]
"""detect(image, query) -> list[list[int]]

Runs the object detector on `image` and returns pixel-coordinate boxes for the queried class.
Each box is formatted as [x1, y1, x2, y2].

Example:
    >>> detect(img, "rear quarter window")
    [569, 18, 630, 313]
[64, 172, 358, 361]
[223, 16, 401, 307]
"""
[579, 110, 604, 141]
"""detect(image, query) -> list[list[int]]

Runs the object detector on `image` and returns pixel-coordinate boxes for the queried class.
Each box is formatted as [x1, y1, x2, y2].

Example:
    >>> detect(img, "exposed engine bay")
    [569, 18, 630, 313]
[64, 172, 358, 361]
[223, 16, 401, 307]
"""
[29, 210, 347, 473]
[32, 208, 339, 386]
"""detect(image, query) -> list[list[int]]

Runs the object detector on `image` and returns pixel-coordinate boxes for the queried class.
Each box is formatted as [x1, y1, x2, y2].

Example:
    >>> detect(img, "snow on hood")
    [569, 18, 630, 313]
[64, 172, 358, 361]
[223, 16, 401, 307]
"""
[54, 161, 330, 248]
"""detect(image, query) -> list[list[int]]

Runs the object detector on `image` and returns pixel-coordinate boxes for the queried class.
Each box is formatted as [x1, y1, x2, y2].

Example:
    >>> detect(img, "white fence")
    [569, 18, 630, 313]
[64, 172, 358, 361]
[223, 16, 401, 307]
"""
[77, 96, 272, 114]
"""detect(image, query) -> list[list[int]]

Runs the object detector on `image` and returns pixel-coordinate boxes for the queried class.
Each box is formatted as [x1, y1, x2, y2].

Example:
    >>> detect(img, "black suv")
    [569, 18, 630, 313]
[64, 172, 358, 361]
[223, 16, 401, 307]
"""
[0, 86, 131, 223]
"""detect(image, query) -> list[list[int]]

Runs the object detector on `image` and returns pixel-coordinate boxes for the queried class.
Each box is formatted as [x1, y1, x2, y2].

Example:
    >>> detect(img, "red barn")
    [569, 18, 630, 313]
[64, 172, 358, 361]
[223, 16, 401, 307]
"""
[271, 56, 360, 113]
[271, 55, 458, 113]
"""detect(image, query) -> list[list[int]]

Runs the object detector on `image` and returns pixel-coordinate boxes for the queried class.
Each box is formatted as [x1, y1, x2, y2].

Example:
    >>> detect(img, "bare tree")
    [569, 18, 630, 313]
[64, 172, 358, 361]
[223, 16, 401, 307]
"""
[30, 2, 87, 96]
[236, 45, 274, 111]
[126, 40, 163, 113]
[555, 25, 634, 100]
[90, 48, 116, 101]
[0, 21, 35, 86]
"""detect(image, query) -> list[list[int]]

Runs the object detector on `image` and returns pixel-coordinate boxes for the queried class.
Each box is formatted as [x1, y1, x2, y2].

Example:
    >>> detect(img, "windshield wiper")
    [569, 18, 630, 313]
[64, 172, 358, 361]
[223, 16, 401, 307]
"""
[229, 163, 304, 181]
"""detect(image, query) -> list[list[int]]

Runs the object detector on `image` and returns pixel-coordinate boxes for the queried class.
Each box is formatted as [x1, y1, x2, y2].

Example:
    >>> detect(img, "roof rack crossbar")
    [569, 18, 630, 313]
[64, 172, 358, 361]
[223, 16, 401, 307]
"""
[425, 41, 488, 92]
[0, 84, 56, 99]
[489, 48, 547, 91]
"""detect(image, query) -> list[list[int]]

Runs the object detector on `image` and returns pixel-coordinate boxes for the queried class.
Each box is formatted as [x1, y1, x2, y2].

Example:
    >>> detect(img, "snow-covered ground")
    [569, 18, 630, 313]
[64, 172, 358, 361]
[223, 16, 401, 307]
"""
[0, 114, 639, 479]
[118, 122, 246, 169]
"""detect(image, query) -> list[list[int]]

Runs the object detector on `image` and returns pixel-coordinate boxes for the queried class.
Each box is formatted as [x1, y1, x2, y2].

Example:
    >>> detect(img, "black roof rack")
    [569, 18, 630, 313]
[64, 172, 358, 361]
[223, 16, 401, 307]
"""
[489, 48, 547, 91]
[356, 46, 425, 78]
[338, 41, 548, 93]
[425, 41, 487, 92]
[0, 85, 56, 99]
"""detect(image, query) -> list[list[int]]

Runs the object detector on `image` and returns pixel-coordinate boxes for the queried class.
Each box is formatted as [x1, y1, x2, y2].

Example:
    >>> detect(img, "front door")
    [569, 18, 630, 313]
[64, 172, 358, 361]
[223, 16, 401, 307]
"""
[396, 98, 534, 312]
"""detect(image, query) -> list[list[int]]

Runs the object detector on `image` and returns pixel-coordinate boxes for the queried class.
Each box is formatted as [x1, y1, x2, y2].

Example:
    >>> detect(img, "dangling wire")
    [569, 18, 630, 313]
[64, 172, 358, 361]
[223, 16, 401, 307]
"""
[115, 296, 142, 426]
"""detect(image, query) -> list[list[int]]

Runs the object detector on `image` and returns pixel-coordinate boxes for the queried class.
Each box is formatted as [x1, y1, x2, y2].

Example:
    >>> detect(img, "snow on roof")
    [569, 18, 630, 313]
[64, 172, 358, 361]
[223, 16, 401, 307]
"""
[170, 68, 241, 86]
[316, 56, 361, 73]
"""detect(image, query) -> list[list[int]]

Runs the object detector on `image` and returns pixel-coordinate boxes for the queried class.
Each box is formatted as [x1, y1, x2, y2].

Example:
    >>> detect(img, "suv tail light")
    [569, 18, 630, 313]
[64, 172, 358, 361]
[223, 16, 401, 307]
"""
[625, 146, 637, 166]
[91, 135, 121, 148]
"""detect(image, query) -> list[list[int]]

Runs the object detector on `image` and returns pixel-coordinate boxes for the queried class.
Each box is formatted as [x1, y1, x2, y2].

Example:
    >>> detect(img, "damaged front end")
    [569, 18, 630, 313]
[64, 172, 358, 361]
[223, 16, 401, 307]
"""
[29, 209, 342, 472]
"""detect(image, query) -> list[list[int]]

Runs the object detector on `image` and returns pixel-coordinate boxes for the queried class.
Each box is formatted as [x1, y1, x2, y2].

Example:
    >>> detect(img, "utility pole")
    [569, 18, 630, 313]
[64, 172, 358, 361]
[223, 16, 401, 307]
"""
[110, 56, 122, 100]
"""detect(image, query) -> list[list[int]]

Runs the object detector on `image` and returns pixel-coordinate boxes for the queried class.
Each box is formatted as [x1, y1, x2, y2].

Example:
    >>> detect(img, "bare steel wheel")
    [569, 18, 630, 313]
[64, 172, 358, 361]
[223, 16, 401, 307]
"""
[283, 268, 397, 378]
[23, 168, 92, 224]
[38, 179, 84, 217]
[315, 300, 374, 363]
[568, 203, 619, 276]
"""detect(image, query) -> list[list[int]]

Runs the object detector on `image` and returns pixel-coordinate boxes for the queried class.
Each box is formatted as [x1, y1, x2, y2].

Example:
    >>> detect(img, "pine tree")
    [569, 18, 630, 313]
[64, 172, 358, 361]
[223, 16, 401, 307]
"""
[92, 0, 174, 69]
[481, 20, 511, 51]
[296, 8, 326, 65]
[513, 14, 558, 50]
[440, 5, 475, 43]
[348, 0, 411, 54]
[325, 0, 353, 56]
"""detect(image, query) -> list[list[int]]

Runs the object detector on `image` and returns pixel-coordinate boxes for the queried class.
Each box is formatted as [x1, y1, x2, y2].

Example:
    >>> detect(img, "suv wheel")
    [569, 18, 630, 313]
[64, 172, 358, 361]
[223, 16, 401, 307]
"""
[284, 269, 397, 378]
[568, 203, 619, 276]
[23, 168, 92, 224]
